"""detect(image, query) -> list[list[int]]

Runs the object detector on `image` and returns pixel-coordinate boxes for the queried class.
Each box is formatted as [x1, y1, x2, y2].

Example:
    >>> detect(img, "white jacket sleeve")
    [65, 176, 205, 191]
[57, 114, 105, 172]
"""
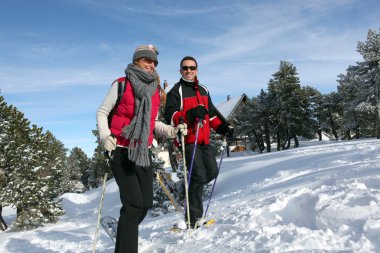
[96, 81, 118, 142]
[154, 115, 176, 139]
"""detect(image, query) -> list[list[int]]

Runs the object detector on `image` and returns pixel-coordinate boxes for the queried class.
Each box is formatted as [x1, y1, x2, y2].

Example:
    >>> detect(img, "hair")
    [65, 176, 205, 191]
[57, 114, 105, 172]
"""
[180, 56, 198, 68]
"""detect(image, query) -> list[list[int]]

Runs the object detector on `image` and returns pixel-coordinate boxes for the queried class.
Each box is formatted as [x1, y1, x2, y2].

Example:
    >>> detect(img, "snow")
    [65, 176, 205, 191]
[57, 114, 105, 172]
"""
[1, 138, 380, 252]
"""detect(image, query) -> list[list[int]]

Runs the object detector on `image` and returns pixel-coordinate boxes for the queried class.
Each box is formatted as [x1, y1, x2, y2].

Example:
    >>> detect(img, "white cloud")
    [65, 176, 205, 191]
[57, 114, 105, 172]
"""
[79, 0, 229, 17]
[191, 0, 360, 65]
[0, 65, 120, 93]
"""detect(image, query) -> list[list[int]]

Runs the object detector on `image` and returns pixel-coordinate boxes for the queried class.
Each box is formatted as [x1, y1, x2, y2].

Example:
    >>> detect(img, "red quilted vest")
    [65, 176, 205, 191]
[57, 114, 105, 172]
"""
[109, 77, 160, 147]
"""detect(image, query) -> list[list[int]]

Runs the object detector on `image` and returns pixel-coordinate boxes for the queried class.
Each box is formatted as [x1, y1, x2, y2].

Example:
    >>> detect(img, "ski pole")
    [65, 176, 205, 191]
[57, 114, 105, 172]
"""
[182, 119, 201, 229]
[92, 173, 108, 253]
[178, 117, 192, 232]
[187, 119, 201, 189]
[203, 138, 227, 219]
[180, 129, 191, 233]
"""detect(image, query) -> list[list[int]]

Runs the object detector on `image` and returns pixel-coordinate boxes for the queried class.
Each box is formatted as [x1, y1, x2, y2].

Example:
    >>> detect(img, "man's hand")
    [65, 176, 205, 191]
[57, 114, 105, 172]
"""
[216, 123, 234, 138]
[186, 105, 208, 123]
[102, 135, 117, 152]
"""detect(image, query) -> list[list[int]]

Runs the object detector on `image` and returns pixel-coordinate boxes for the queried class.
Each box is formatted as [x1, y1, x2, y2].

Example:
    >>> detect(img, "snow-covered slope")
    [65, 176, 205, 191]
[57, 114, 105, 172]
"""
[1, 139, 380, 252]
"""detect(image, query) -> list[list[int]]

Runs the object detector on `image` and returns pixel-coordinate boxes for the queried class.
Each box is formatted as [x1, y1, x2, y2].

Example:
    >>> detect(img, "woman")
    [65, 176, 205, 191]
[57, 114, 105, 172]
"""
[96, 44, 186, 253]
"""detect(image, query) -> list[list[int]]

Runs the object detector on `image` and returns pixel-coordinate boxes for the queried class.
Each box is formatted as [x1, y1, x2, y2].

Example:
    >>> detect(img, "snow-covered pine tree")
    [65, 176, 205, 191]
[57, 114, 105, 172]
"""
[42, 130, 66, 199]
[335, 29, 380, 139]
[0, 95, 64, 230]
[252, 91, 272, 153]
[11, 125, 64, 230]
[357, 28, 380, 138]
[0, 96, 8, 189]
[61, 147, 90, 193]
[338, 64, 368, 139]
[303, 86, 323, 141]
[0, 97, 34, 221]
[0, 95, 11, 229]
[249, 90, 271, 153]
[235, 91, 273, 153]
[234, 96, 253, 143]
[89, 129, 112, 189]
[319, 92, 343, 140]
[267, 60, 314, 150]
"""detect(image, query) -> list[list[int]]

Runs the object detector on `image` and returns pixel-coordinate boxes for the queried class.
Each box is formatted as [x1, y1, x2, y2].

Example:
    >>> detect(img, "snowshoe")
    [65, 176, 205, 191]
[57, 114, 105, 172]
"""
[101, 216, 118, 243]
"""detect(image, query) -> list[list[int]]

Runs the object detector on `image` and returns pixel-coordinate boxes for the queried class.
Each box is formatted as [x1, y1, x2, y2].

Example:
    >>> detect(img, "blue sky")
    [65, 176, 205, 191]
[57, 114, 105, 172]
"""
[1, 0, 379, 156]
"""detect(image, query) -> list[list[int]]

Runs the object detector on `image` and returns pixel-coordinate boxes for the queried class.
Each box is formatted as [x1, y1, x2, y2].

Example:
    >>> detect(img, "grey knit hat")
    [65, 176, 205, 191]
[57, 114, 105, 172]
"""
[132, 44, 159, 66]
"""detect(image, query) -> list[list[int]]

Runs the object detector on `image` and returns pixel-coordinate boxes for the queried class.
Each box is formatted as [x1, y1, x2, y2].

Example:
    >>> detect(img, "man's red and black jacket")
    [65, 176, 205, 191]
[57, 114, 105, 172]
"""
[164, 78, 223, 145]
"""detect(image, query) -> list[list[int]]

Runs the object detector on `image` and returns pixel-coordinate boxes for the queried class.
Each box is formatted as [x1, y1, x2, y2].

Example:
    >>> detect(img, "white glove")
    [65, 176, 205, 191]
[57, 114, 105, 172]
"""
[102, 135, 117, 152]
[175, 123, 188, 136]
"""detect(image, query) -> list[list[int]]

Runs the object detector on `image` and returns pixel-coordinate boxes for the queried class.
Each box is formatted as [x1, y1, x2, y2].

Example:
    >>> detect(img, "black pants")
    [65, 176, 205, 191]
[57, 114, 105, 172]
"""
[111, 147, 153, 253]
[0, 205, 7, 231]
[184, 144, 218, 225]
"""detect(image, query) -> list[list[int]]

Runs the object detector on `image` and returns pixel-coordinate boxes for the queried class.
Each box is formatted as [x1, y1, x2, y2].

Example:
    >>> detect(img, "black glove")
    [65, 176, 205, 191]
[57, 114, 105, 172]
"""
[186, 105, 208, 124]
[216, 123, 234, 137]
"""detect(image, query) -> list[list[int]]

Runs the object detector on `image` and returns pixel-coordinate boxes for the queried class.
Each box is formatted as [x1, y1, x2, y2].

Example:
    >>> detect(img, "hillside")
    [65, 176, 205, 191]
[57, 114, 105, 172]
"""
[1, 139, 380, 252]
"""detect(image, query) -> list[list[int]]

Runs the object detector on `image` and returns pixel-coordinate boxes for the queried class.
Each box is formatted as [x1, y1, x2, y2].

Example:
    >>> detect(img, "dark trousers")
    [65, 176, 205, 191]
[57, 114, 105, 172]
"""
[0, 205, 7, 231]
[111, 147, 153, 253]
[184, 144, 218, 225]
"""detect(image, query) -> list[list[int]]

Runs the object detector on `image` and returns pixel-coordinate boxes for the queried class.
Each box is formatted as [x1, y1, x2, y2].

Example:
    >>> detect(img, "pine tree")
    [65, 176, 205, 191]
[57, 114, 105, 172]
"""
[11, 125, 64, 230]
[0, 96, 8, 191]
[338, 64, 368, 139]
[0, 95, 64, 230]
[43, 131, 67, 198]
[61, 147, 89, 193]
[0, 95, 12, 225]
[234, 95, 268, 152]
[252, 91, 273, 152]
[302, 86, 323, 140]
[234, 96, 252, 138]
[357, 28, 380, 138]
[89, 129, 112, 188]
[319, 92, 343, 140]
[0, 97, 32, 210]
[267, 61, 313, 150]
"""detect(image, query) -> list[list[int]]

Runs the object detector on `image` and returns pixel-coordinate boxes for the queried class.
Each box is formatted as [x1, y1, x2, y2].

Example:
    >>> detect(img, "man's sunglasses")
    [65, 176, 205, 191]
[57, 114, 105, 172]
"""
[181, 66, 197, 71]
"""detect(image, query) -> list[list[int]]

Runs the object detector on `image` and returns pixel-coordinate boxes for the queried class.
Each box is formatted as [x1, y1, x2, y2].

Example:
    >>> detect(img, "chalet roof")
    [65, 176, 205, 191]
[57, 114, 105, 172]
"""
[216, 94, 247, 120]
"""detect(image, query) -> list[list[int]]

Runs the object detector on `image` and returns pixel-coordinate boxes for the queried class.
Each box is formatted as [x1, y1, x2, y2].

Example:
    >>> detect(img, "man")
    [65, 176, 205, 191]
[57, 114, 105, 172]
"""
[96, 45, 186, 253]
[164, 56, 233, 228]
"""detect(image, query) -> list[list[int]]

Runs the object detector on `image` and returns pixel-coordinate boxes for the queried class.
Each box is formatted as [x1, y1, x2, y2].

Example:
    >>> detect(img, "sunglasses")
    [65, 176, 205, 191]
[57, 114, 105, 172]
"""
[140, 57, 158, 67]
[181, 66, 197, 71]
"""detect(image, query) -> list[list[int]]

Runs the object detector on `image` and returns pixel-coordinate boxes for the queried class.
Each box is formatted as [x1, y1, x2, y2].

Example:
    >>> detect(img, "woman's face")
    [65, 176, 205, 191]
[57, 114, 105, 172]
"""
[135, 57, 156, 74]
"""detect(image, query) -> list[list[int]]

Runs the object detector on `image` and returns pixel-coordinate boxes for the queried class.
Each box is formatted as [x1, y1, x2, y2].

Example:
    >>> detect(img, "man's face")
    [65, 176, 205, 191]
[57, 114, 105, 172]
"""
[180, 60, 197, 81]
[135, 57, 157, 74]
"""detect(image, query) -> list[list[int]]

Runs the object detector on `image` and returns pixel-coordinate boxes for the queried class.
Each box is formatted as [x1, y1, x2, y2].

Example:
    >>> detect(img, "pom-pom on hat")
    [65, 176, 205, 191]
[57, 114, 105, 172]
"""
[133, 44, 159, 66]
